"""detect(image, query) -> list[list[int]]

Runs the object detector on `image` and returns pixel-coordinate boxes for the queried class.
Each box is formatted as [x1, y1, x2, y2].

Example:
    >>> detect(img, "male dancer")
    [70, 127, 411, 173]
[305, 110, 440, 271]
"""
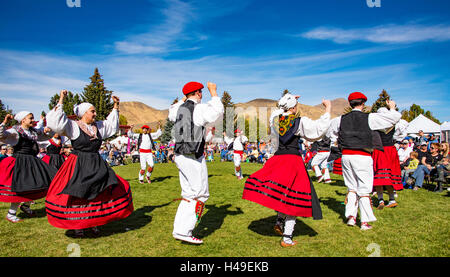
[329, 92, 401, 230]
[128, 124, 162, 184]
[168, 81, 224, 244]
[224, 129, 248, 180]
[310, 136, 332, 183]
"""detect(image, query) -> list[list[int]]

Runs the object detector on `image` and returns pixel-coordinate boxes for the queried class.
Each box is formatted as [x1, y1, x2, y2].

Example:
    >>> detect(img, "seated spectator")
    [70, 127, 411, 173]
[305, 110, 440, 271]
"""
[131, 147, 140, 163]
[440, 142, 449, 158]
[0, 144, 8, 161]
[248, 147, 258, 163]
[408, 138, 415, 151]
[427, 134, 438, 151]
[220, 148, 228, 162]
[410, 142, 443, 190]
[99, 146, 108, 161]
[6, 145, 13, 156]
[398, 140, 412, 169]
[402, 151, 419, 187]
[106, 151, 117, 166]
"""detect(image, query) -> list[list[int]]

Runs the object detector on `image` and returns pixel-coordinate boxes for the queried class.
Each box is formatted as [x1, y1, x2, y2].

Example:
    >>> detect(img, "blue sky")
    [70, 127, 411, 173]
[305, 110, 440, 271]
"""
[0, 0, 449, 121]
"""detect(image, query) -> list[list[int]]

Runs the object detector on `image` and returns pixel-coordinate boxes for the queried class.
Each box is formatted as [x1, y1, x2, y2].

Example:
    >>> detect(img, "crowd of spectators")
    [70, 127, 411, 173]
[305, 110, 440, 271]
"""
[397, 130, 449, 191]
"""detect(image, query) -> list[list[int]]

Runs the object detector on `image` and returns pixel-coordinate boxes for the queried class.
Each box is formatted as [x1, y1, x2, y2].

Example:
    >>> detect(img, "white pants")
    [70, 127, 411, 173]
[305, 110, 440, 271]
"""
[341, 154, 377, 223]
[233, 153, 243, 177]
[173, 154, 209, 237]
[311, 151, 331, 181]
[139, 152, 154, 180]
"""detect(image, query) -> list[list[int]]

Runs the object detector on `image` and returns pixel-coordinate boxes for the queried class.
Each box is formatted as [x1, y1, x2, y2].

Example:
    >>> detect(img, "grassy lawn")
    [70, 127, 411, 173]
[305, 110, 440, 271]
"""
[0, 156, 449, 257]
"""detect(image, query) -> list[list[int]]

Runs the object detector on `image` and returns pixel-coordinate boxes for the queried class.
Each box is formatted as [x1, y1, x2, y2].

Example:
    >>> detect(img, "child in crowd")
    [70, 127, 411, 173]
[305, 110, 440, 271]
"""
[403, 151, 419, 188]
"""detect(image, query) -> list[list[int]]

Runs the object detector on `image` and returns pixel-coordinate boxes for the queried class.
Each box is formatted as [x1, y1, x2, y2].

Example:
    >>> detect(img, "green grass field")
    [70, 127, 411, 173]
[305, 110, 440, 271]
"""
[0, 156, 449, 257]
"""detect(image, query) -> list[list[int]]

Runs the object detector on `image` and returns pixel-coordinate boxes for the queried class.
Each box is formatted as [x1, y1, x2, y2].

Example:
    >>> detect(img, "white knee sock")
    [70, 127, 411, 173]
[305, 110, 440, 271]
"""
[283, 215, 296, 242]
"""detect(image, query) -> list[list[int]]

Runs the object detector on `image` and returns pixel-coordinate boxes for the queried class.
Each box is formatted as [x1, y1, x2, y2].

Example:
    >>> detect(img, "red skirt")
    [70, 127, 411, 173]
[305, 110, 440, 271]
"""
[372, 146, 403, 190]
[242, 154, 322, 219]
[45, 154, 134, 230]
[332, 158, 342, 175]
[0, 156, 49, 203]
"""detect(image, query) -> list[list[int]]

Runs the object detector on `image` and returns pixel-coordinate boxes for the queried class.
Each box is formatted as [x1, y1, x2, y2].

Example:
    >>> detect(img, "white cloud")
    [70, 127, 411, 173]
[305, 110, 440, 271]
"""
[301, 23, 450, 44]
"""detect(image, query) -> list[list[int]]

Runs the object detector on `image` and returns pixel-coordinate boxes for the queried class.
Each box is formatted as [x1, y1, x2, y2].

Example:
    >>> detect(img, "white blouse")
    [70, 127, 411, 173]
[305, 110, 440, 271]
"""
[0, 123, 51, 146]
[46, 103, 119, 141]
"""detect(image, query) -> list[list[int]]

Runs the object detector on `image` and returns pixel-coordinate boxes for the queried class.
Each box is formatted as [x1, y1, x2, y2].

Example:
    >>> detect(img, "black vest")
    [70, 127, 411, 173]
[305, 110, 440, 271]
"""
[13, 130, 39, 156]
[274, 116, 302, 156]
[138, 133, 155, 151]
[314, 137, 331, 152]
[338, 111, 373, 150]
[378, 128, 395, 147]
[71, 126, 103, 153]
[46, 141, 62, 155]
[174, 100, 205, 159]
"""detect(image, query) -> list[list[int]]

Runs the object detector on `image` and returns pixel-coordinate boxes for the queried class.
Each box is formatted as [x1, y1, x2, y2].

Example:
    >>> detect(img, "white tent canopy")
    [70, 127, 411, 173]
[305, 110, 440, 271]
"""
[405, 114, 441, 135]
[441, 121, 450, 131]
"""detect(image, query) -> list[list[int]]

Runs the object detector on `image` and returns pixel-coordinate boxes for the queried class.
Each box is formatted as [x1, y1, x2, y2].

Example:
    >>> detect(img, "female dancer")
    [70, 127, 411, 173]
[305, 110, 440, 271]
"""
[242, 93, 331, 247]
[0, 111, 57, 222]
[45, 90, 134, 237]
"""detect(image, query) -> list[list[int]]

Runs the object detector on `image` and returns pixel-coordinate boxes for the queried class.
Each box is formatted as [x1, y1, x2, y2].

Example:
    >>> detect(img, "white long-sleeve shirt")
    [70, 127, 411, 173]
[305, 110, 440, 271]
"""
[0, 123, 50, 146]
[168, 97, 224, 143]
[269, 109, 331, 150]
[128, 128, 162, 150]
[45, 103, 119, 141]
[224, 134, 248, 151]
[328, 108, 402, 144]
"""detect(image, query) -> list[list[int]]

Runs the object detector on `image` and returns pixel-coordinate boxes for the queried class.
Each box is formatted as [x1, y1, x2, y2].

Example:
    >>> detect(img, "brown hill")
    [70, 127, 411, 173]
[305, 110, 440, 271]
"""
[121, 98, 349, 127]
[120, 101, 168, 129]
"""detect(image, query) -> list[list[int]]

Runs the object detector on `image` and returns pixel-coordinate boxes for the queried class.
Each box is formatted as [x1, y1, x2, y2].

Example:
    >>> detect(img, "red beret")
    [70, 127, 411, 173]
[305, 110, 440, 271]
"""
[348, 92, 367, 102]
[142, 125, 150, 129]
[235, 128, 241, 134]
[182, 82, 204, 95]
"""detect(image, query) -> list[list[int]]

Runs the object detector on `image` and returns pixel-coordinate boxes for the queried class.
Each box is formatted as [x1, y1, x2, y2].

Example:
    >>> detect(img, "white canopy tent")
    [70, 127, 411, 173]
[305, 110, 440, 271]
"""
[405, 114, 441, 136]
[441, 121, 450, 143]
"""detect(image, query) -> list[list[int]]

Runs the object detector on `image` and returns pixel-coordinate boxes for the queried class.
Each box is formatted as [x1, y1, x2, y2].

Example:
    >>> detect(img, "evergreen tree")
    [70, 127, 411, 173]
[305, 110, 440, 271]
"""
[370, 89, 391, 113]
[160, 98, 179, 144]
[48, 91, 81, 115]
[0, 99, 16, 127]
[119, 115, 128, 126]
[221, 91, 235, 136]
[80, 68, 114, 120]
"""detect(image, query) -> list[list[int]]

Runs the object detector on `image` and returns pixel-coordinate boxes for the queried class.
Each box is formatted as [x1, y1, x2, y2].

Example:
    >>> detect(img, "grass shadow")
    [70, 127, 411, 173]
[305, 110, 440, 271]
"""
[195, 204, 243, 239]
[65, 201, 173, 239]
[248, 215, 318, 238]
[319, 196, 346, 222]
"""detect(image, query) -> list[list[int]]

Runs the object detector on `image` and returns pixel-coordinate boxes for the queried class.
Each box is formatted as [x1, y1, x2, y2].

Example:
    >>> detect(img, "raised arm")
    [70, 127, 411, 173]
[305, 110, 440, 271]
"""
[168, 97, 186, 122]
[368, 100, 401, 131]
[295, 99, 331, 141]
[46, 90, 79, 139]
[0, 114, 19, 145]
[193, 82, 224, 126]
[96, 96, 120, 139]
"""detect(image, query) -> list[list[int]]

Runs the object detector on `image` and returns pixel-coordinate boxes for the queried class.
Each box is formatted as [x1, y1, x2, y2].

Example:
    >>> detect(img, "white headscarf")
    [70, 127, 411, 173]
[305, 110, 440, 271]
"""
[14, 111, 32, 123]
[278, 93, 300, 111]
[73, 103, 94, 118]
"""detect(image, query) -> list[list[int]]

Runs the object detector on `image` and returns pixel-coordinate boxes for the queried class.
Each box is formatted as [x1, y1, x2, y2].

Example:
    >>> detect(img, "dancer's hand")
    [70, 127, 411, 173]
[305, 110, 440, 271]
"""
[2, 114, 13, 125]
[322, 99, 331, 114]
[112, 96, 120, 109]
[59, 90, 68, 105]
[386, 99, 396, 110]
[44, 127, 52, 134]
[207, 82, 218, 97]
